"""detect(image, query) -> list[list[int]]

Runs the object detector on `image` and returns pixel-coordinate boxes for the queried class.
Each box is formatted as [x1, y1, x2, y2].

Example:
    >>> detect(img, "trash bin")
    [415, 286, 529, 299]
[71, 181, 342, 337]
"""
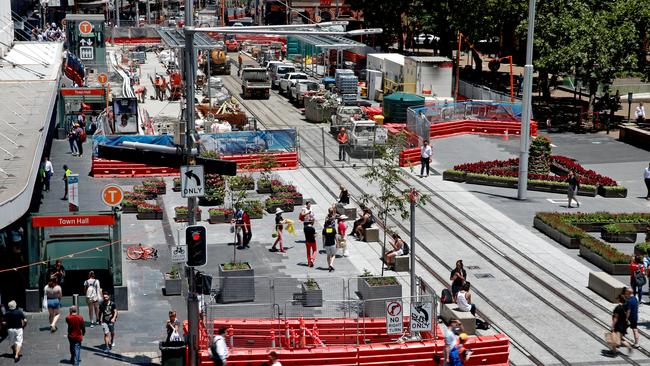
[159, 341, 186, 366]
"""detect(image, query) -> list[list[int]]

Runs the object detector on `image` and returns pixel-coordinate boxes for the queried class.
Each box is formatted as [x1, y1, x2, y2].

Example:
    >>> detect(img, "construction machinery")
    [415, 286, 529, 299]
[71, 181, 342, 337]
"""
[241, 67, 271, 99]
[348, 119, 388, 155]
[330, 105, 365, 133]
[202, 48, 232, 76]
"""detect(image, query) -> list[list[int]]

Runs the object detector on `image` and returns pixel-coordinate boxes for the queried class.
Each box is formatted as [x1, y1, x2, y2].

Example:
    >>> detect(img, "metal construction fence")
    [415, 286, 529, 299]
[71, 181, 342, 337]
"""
[200, 275, 439, 343]
[458, 79, 521, 103]
[406, 101, 522, 141]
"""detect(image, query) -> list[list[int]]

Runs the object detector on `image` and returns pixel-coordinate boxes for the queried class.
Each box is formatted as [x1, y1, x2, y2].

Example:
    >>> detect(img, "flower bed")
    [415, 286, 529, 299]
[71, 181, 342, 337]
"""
[137, 202, 163, 220]
[242, 200, 264, 219]
[199, 174, 226, 206]
[208, 208, 234, 224]
[121, 198, 143, 214]
[534, 212, 650, 273]
[273, 191, 303, 206]
[229, 175, 255, 191]
[601, 223, 637, 243]
[446, 156, 625, 197]
[143, 179, 166, 195]
[134, 185, 157, 200]
[174, 206, 202, 222]
[172, 177, 181, 192]
[265, 197, 294, 213]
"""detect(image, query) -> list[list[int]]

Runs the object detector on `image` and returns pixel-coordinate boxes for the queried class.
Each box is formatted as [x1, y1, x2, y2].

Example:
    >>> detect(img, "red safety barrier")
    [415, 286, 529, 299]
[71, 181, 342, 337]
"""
[91, 158, 179, 178]
[107, 37, 161, 44]
[221, 152, 299, 172]
[399, 147, 421, 167]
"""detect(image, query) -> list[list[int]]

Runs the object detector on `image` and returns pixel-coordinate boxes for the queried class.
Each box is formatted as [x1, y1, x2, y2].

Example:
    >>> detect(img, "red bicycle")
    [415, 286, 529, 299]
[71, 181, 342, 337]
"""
[126, 243, 158, 260]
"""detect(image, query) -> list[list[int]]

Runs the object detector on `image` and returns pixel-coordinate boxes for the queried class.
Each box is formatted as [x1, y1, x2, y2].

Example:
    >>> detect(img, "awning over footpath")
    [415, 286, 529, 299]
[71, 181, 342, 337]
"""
[0, 42, 63, 229]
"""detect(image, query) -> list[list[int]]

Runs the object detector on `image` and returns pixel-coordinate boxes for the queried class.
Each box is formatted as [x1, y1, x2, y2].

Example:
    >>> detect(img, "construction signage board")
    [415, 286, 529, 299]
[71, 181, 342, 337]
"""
[180, 165, 205, 198]
[410, 301, 433, 332]
[385, 300, 403, 335]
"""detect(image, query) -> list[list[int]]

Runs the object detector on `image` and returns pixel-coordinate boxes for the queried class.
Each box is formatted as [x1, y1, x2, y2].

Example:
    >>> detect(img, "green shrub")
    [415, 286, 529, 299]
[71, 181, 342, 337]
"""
[602, 223, 637, 234]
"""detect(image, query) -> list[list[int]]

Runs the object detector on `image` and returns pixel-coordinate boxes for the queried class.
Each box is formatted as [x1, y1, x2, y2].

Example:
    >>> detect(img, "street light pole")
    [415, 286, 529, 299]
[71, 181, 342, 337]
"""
[517, 0, 537, 200]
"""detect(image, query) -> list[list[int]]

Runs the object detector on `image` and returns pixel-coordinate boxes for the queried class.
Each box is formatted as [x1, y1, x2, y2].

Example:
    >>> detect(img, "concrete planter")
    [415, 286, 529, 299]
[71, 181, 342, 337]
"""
[174, 211, 202, 223]
[198, 196, 224, 206]
[579, 246, 628, 275]
[357, 277, 402, 317]
[164, 274, 182, 296]
[442, 170, 466, 182]
[301, 282, 323, 307]
[533, 217, 581, 249]
[218, 264, 255, 303]
[122, 205, 139, 214]
[137, 211, 163, 220]
[598, 186, 628, 198]
[465, 175, 517, 188]
[231, 183, 255, 191]
[601, 230, 637, 243]
[208, 212, 233, 224]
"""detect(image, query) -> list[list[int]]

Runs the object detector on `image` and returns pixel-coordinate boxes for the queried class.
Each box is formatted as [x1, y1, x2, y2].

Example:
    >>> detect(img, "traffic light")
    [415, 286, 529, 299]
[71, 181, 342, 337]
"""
[186, 225, 207, 266]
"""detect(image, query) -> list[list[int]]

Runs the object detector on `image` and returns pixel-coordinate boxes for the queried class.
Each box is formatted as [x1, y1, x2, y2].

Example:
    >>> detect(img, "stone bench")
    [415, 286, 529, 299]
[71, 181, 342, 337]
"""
[440, 303, 476, 335]
[364, 227, 379, 242]
[588, 271, 626, 303]
[393, 255, 410, 272]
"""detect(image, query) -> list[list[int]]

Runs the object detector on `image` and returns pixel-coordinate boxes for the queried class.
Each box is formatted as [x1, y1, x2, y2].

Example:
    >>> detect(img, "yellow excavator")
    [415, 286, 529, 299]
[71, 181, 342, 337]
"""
[202, 48, 232, 76]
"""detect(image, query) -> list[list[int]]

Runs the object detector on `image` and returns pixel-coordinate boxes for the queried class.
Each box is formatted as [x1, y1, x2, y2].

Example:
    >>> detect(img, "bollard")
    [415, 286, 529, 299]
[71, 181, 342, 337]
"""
[72, 294, 79, 307]
[270, 330, 276, 348]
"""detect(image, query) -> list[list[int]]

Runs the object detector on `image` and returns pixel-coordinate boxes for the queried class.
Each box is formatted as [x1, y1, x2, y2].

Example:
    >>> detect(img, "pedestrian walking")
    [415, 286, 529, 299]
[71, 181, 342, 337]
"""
[233, 207, 244, 248]
[624, 288, 641, 348]
[74, 124, 85, 157]
[420, 140, 432, 177]
[304, 221, 317, 267]
[336, 215, 349, 257]
[83, 271, 101, 327]
[443, 320, 463, 366]
[384, 233, 407, 270]
[565, 171, 580, 208]
[48, 259, 66, 285]
[165, 310, 182, 342]
[450, 260, 467, 301]
[61, 165, 72, 200]
[299, 201, 314, 229]
[337, 128, 349, 161]
[68, 128, 78, 155]
[43, 157, 54, 192]
[270, 208, 287, 253]
[448, 333, 472, 366]
[635, 102, 645, 124]
[242, 209, 252, 248]
[98, 292, 118, 352]
[237, 53, 243, 77]
[4, 300, 26, 362]
[66, 306, 85, 366]
[643, 164, 650, 201]
[606, 294, 633, 355]
[630, 255, 646, 303]
[209, 327, 229, 366]
[44, 276, 62, 332]
[323, 219, 337, 272]
[268, 351, 282, 366]
[456, 282, 477, 316]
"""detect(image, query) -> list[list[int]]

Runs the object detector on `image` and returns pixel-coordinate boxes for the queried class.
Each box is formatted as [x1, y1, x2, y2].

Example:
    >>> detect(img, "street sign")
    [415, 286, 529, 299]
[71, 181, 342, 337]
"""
[101, 185, 124, 207]
[78, 21, 93, 35]
[385, 300, 403, 335]
[171, 245, 188, 263]
[97, 73, 108, 84]
[180, 165, 205, 198]
[410, 301, 433, 332]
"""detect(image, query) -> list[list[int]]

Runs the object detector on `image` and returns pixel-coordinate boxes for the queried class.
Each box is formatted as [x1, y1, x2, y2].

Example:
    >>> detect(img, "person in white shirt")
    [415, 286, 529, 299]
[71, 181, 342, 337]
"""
[456, 282, 476, 316]
[268, 351, 282, 366]
[636, 103, 646, 124]
[209, 327, 228, 366]
[643, 164, 650, 201]
[43, 157, 54, 192]
[420, 140, 432, 177]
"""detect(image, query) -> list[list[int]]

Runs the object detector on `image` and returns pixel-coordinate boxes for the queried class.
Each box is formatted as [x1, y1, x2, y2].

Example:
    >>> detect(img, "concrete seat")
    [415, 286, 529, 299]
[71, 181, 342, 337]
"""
[364, 227, 379, 242]
[440, 303, 476, 335]
[393, 255, 410, 272]
[588, 271, 626, 303]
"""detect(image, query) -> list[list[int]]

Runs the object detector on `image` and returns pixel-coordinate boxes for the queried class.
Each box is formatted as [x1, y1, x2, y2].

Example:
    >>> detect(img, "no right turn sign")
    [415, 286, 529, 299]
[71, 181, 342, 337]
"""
[385, 300, 403, 335]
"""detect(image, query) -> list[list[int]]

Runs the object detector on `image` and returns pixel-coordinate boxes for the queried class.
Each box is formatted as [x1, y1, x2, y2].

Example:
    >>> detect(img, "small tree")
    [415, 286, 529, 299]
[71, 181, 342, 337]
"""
[528, 136, 552, 175]
[362, 131, 427, 276]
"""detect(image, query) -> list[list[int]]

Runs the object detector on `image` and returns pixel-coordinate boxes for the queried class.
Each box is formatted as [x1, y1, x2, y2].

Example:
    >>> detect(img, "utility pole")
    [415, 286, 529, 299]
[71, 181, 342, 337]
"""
[517, 0, 536, 200]
[146, 0, 151, 24]
[409, 189, 417, 299]
[184, 0, 199, 364]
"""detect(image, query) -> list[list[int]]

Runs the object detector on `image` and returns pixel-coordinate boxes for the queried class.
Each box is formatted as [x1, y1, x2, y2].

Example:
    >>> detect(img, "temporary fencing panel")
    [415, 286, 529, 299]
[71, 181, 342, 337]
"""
[200, 129, 297, 155]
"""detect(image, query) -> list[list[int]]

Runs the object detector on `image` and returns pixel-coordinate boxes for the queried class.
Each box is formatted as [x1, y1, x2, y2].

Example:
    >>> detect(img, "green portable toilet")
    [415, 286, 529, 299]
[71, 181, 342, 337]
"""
[383, 92, 425, 123]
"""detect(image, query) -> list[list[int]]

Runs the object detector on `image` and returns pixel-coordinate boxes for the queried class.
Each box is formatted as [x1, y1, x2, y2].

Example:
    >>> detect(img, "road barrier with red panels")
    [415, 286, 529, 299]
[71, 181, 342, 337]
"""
[107, 37, 161, 44]
[220, 152, 299, 171]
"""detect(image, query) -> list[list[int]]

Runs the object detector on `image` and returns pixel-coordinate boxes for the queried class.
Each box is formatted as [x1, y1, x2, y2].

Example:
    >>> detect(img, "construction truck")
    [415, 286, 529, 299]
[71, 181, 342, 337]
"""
[202, 48, 232, 76]
[348, 120, 388, 155]
[241, 67, 271, 99]
[330, 105, 365, 133]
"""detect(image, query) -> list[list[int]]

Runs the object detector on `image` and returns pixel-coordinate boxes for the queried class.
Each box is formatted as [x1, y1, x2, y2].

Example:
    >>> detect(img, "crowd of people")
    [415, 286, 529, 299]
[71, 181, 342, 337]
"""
[30, 23, 66, 42]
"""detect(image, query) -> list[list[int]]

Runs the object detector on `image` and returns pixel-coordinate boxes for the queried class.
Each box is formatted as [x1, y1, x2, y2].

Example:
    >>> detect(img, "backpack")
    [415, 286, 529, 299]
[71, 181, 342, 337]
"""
[86, 279, 98, 301]
[402, 242, 409, 256]
[440, 288, 453, 304]
[80, 129, 87, 143]
[635, 267, 647, 287]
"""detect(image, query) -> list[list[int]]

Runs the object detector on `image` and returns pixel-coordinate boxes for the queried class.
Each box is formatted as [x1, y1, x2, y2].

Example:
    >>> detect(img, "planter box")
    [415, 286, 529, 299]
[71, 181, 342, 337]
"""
[528, 183, 597, 197]
[442, 170, 466, 182]
[137, 211, 163, 220]
[301, 283, 323, 307]
[164, 276, 182, 296]
[601, 231, 637, 243]
[465, 175, 517, 188]
[266, 204, 280, 214]
[231, 183, 255, 191]
[122, 205, 139, 214]
[533, 217, 581, 249]
[198, 197, 224, 206]
[597, 186, 628, 198]
[208, 212, 233, 224]
[357, 277, 402, 317]
[573, 222, 647, 232]
[579, 246, 629, 275]
[577, 186, 598, 197]
[281, 203, 295, 212]
[218, 264, 255, 303]
[174, 212, 202, 223]
[256, 185, 272, 194]
[155, 186, 167, 195]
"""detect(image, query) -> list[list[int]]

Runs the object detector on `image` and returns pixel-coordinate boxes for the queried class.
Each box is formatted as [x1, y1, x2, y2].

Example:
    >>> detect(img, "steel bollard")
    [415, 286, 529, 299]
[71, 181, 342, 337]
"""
[72, 294, 79, 307]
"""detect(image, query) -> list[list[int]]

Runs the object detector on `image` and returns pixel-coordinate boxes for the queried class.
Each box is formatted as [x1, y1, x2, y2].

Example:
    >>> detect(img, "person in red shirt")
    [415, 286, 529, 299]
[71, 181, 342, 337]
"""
[337, 128, 349, 161]
[629, 256, 646, 302]
[66, 306, 86, 366]
[242, 209, 252, 248]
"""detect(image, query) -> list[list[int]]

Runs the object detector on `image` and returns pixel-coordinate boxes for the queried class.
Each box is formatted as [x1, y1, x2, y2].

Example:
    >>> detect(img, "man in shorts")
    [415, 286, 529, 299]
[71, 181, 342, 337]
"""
[625, 287, 641, 348]
[4, 300, 26, 362]
[98, 292, 118, 352]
